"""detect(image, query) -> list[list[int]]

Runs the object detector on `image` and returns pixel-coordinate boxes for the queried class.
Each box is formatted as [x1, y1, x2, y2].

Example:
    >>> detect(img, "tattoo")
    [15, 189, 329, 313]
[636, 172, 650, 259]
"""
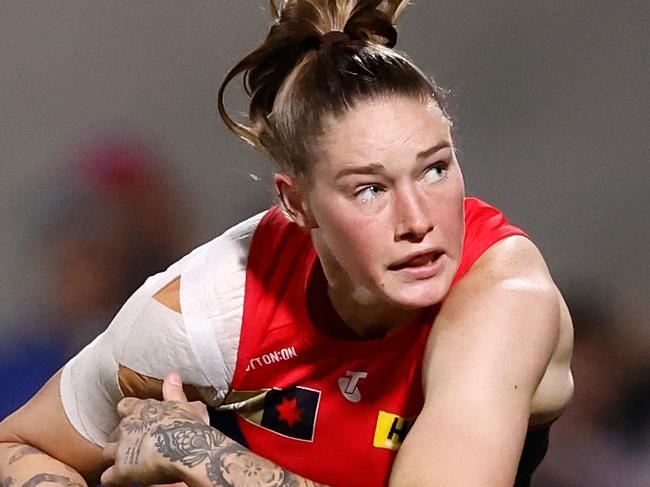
[4, 447, 82, 482]
[214, 452, 326, 487]
[153, 420, 326, 487]
[21, 474, 84, 487]
[216, 451, 285, 486]
[124, 440, 143, 465]
[8, 446, 41, 465]
[115, 399, 200, 469]
[121, 400, 197, 434]
[154, 420, 226, 468]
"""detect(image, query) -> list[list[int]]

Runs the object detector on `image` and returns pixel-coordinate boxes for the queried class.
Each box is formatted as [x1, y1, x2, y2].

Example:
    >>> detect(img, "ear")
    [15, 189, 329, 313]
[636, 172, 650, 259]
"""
[273, 173, 317, 229]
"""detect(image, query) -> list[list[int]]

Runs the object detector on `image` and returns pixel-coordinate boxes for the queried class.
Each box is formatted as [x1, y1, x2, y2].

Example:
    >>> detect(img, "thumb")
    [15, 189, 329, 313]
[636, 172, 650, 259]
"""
[162, 372, 188, 402]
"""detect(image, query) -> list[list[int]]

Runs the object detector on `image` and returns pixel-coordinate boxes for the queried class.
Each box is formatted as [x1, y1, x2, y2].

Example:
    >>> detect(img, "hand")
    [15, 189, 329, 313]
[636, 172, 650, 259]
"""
[101, 372, 210, 486]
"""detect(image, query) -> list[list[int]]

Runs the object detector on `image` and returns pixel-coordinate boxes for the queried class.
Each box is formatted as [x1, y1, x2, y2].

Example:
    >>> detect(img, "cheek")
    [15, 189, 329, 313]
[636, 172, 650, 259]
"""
[311, 195, 386, 272]
[326, 212, 383, 261]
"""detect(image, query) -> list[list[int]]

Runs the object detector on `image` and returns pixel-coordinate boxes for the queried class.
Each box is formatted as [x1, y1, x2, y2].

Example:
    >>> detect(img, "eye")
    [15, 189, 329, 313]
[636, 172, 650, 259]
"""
[423, 162, 448, 183]
[355, 184, 384, 203]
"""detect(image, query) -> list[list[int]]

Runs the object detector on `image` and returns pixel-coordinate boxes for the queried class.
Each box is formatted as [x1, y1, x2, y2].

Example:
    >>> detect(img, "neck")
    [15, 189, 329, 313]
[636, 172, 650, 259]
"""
[309, 256, 424, 340]
[327, 283, 424, 339]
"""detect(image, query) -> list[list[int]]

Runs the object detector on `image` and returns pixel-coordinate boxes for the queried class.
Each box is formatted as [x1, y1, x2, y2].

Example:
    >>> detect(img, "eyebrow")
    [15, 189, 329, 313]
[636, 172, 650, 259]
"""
[417, 141, 452, 160]
[334, 141, 452, 180]
[335, 163, 385, 179]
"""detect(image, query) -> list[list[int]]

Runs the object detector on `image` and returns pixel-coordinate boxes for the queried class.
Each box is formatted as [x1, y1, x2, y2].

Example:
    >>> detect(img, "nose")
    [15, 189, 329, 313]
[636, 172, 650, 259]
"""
[394, 187, 434, 242]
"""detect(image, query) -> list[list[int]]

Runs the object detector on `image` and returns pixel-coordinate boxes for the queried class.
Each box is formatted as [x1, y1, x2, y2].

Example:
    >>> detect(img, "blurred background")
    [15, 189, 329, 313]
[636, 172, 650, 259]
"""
[0, 1, 648, 485]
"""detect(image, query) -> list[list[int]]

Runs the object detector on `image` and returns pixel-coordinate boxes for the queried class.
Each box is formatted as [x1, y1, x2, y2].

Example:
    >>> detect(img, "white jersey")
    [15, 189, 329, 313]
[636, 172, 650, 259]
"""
[60, 211, 266, 446]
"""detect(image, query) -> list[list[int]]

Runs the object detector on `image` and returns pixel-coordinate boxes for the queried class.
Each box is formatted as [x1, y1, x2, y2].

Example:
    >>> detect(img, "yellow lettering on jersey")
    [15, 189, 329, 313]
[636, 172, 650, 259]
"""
[373, 411, 414, 450]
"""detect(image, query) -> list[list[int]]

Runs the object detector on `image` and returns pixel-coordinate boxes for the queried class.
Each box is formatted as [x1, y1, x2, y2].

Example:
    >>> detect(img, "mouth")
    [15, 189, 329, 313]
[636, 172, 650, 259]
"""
[388, 249, 445, 272]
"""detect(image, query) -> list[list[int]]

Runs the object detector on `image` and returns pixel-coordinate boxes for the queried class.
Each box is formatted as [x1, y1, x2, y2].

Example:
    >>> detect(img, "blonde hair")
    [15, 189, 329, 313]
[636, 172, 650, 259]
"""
[218, 0, 444, 176]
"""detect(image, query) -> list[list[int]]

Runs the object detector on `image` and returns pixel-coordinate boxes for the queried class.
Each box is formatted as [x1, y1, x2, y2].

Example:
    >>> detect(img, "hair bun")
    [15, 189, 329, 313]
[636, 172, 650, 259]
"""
[320, 30, 349, 49]
[344, 3, 397, 48]
[271, 0, 409, 48]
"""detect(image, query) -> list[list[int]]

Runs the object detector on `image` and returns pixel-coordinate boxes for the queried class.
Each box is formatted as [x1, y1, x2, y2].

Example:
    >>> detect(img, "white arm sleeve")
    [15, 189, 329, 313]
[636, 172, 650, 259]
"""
[59, 210, 265, 446]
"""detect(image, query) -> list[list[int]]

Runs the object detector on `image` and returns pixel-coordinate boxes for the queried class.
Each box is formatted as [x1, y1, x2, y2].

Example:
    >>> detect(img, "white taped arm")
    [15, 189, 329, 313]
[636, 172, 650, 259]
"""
[60, 282, 210, 446]
[61, 210, 261, 447]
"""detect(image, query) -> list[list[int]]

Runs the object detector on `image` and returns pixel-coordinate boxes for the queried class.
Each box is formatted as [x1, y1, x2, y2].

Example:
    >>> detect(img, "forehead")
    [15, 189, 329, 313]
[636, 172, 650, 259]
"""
[316, 96, 451, 167]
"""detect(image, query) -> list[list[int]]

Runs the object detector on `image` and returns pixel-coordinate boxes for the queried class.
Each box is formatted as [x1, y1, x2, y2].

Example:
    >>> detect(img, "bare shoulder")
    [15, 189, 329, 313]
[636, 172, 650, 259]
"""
[393, 236, 572, 485]
[433, 235, 574, 422]
[423, 235, 563, 393]
[438, 235, 561, 346]
[462, 235, 555, 287]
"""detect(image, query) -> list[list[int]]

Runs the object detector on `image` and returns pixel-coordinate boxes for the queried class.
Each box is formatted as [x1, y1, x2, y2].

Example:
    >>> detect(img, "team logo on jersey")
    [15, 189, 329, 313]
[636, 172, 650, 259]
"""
[373, 411, 415, 450]
[337, 370, 368, 402]
[214, 386, 321, 442]
[260, 386, 320, 441]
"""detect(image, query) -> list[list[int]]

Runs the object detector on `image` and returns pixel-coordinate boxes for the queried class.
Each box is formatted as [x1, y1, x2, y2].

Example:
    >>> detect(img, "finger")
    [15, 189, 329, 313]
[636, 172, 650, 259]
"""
[100, 465, 123, 487]
[102, 442, 118, 462]
[116, 397, 141, 418]
[108, 424, 124, 442]
[162, 372, 188, 402]
[191, 401, 210, 425]
[201, 408, 210, 425]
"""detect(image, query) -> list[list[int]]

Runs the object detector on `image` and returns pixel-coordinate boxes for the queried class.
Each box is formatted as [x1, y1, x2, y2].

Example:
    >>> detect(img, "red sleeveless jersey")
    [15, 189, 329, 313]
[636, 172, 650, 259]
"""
[212, 197, 527, 486]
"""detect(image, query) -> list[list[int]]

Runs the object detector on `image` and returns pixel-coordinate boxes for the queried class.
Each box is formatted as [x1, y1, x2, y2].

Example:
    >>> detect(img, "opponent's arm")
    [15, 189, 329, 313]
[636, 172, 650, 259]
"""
[389, 236, 573, 487]
[101, 373, 328, 487]
[0, 444, 86, 487]
[0, 370, 107, 487]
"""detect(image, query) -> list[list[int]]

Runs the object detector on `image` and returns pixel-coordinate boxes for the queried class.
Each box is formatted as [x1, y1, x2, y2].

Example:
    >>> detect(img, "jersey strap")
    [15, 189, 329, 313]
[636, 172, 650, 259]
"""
[453, 196, 528, 284]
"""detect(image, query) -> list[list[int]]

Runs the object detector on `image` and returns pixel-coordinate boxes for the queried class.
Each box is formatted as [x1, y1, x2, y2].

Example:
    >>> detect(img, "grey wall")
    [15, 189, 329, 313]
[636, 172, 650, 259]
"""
[1, 1, 648, 324]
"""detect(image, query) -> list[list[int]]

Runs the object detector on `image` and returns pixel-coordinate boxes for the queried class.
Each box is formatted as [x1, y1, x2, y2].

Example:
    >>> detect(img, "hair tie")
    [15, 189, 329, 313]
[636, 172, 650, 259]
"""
[321, 30, 350, 49]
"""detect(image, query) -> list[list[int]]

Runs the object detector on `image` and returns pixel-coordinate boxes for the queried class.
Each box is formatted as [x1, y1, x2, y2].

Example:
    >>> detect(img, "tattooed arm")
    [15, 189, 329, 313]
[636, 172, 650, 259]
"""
[0, 443, 87, 487]
[0, 370, 108, 487]
[101, 374, 327, 487]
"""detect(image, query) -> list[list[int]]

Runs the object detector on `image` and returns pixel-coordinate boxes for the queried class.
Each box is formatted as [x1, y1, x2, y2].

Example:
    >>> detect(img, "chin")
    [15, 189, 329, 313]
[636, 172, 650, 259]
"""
[386, 277, 452, 310]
